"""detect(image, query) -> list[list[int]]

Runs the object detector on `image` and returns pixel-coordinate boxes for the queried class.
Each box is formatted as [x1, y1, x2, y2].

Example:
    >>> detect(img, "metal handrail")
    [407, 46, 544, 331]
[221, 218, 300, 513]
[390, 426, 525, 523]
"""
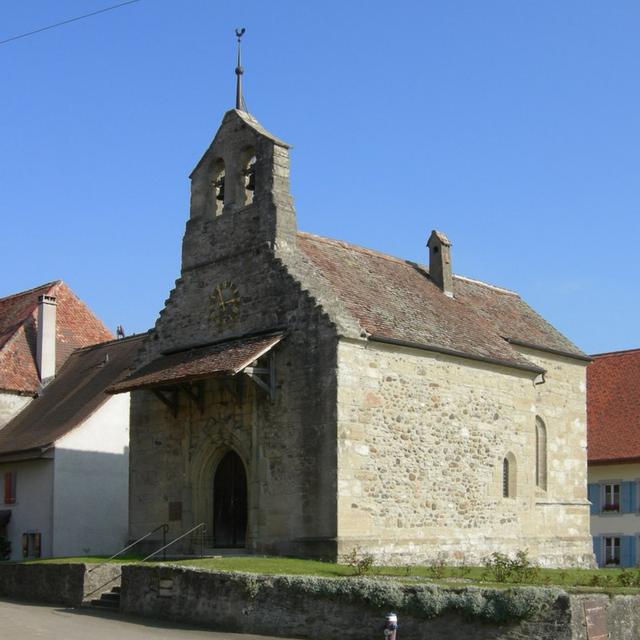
[87, 523, 169, 573]
[139, 522, 206, 563]
[83, 522, 207, 600]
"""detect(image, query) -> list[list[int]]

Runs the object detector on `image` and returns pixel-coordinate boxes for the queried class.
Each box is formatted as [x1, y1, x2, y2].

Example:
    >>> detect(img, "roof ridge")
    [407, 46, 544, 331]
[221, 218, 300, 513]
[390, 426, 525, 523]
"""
[591, 347, 640, 358]
[453, 274, 518, 296]
[0, 280, 61, 303]
[72, 332, 148, 354]
[297, 231, 517, 296]
[297, 231, 410, 267]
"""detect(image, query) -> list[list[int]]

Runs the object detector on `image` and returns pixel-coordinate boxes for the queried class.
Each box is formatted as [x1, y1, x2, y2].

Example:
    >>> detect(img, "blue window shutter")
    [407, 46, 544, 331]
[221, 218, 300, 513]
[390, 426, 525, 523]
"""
[592, 536, 603, 567]
[621, 482, 634, 513]
[588, 483, 601, 514]
[620, 536, 636, 568]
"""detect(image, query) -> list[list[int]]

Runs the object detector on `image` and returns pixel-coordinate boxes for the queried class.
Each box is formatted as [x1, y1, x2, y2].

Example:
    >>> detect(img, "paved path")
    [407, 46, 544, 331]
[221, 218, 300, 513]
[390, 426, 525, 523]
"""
[0, 600, 296, 640]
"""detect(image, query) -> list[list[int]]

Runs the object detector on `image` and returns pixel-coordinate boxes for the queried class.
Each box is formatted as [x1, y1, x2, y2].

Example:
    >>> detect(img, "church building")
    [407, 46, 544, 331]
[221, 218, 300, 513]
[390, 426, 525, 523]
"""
[110, 68, 594, 567]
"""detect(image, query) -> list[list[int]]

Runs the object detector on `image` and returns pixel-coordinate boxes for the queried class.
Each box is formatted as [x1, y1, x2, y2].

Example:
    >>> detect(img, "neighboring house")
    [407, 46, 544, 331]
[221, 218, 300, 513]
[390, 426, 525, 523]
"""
[587, 348, 640, 568]
[0, 281, 141, 561]
[110, 106, 593, 567]
[0, 334, 144, 560]
[0, 281, 113, 426]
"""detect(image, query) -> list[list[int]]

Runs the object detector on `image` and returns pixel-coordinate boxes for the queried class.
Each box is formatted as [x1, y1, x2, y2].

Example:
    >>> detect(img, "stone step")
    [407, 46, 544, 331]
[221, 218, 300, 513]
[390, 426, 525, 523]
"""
[90, 597, 119, 611]
[89, 587, 121, 611]
[163, 547, 251, 559]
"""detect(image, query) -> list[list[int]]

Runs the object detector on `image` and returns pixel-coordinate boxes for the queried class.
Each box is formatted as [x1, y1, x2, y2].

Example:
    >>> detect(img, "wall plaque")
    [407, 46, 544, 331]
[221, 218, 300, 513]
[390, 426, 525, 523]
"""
[169, 501, 182, 522]
[584, 600, 608, 640]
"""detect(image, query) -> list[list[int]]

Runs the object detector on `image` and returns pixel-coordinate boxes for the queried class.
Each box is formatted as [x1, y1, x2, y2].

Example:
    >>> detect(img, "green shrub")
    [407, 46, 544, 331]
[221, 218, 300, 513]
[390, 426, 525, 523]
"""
[0, 537, 10, 561]
[482, 550, 540, 584]
[425, 553, 447, 580]
[246, 572, 558, 623]
[616, 569, 640, 588]
[344, 547, 375, 576]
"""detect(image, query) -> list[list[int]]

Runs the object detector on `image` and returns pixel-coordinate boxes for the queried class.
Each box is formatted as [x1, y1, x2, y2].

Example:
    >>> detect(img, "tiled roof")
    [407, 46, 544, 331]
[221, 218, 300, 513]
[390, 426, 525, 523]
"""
[587, 348, 640, 464]
[0, 281, 113, 394]
[109, 333, 283, 393]
[296, 232, 585, 371]
[0, 334, 145, 458]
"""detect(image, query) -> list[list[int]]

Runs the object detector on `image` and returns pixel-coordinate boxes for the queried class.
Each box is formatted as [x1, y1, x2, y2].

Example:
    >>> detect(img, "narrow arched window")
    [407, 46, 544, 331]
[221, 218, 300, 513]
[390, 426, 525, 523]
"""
[503, 452, 516, 498]
[535, 416, 547, 491]
[503, 458, 510, 498]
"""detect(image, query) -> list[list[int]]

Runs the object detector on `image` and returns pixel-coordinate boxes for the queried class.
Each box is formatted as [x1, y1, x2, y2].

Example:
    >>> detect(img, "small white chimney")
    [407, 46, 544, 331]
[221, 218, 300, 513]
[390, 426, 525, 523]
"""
[37, 294, 57, 385]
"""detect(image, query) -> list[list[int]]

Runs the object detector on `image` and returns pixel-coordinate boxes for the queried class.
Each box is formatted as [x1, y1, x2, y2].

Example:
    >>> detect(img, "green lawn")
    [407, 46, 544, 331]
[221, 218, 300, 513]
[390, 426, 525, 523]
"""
[21, 554, 640, 592]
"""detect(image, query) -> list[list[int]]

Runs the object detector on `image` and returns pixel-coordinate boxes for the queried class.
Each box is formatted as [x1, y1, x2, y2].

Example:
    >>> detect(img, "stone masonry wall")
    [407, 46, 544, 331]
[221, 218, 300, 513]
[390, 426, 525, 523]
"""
[119, 565, 640, 640]
[336, 338, 593, 567]
[0, 562, 85, 606]
[129, 246, 338, 558]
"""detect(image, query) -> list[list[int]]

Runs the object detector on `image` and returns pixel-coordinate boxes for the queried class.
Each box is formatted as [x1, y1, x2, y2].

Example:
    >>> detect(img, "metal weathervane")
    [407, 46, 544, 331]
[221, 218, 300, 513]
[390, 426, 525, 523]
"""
[235, 28, 246, 111]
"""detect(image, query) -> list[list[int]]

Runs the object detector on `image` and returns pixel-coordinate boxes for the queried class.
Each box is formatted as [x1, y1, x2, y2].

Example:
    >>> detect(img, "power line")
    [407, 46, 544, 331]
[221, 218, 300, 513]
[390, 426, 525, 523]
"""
[0, 0, 143, 47]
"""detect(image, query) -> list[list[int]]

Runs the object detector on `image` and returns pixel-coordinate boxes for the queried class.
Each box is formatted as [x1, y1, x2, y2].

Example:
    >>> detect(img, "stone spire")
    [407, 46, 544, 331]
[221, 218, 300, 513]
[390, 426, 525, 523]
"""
[235, 28, 246, 111]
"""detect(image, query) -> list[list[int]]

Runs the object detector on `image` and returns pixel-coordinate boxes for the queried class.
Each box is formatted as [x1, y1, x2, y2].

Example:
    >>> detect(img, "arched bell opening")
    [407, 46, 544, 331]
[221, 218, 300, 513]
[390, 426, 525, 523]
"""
[240, 147, 257, 207]
[213, 449, 248, 548]
[212, 158, 226, 216]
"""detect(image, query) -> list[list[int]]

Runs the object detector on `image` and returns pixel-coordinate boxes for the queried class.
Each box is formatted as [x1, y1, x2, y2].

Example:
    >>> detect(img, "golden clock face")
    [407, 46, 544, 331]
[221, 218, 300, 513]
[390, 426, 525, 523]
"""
[210, 281, 240, 327]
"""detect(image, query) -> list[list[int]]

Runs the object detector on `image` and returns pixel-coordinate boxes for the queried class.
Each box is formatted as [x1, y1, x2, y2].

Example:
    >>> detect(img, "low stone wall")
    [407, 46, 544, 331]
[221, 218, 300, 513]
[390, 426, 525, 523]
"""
[121, 565, 574, 640]
[0, 563, 85, 606]
[2, 562, 639, 640]
[0, 562, 122, 606]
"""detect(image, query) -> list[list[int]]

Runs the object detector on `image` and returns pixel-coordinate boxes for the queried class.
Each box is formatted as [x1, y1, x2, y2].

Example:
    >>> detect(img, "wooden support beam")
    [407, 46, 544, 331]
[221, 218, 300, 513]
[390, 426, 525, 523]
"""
[182, 382, 205, 414]
[244, 352, 275, 402]
[152, 388, 179, 417]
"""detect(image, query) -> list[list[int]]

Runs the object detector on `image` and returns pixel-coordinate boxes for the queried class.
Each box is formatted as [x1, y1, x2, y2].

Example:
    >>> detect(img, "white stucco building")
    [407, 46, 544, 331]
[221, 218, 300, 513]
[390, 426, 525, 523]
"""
[587, 348, 640, 568]
[0, 282, 141, 561]
[0, 335, 142, 560]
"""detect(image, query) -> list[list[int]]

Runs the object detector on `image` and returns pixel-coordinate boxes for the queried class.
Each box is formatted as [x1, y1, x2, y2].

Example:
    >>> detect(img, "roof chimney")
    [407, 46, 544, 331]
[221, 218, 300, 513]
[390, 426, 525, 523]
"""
[37, 294, 57, 385]
[427, 230, 453, 297]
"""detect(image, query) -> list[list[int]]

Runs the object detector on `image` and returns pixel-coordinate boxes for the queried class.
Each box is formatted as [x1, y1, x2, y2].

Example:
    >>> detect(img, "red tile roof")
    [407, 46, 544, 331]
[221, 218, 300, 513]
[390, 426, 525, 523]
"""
[296, 232, 585, 371]
[0, 281, 114, 394]
[0, 334, 145, 458]
[109, 333, 283, 393]
[587, 348, 640, 464]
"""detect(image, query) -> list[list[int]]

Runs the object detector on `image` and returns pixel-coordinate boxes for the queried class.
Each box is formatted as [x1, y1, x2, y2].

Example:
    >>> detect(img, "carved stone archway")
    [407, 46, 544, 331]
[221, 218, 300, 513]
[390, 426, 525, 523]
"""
[190, 424, 251, 548]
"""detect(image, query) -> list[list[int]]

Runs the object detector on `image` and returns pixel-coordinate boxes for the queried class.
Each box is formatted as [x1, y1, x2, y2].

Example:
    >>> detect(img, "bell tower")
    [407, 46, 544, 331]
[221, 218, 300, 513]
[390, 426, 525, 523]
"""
[181, 30, 297, 271]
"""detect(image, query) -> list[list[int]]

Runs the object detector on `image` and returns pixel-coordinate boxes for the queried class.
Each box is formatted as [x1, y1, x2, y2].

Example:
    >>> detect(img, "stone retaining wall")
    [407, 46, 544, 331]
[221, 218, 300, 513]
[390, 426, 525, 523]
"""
[2, 563, 639, 640]
[120, 565, 640, 640]
[0, 562, 122, 606]
[0, 563, 85, 606]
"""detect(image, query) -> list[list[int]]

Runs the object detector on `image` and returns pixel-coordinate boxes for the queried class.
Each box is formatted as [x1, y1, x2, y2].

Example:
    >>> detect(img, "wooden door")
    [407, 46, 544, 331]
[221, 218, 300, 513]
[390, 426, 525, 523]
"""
[213, 451, 247, 548]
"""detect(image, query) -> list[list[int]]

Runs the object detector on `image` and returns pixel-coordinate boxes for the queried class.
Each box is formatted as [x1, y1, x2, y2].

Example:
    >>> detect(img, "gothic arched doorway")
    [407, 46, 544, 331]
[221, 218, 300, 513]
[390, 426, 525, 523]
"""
[213, 450, 247, 548]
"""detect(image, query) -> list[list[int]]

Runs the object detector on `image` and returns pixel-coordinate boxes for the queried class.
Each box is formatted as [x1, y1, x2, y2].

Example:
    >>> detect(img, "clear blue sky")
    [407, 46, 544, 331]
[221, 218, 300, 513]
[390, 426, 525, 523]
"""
[1, 1, 638, 354]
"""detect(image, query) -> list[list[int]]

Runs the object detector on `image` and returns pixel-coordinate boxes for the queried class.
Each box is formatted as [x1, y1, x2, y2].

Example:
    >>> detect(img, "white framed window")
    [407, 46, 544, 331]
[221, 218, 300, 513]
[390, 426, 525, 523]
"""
[603, 483, 620, 513]
[604, 536, 620, 566]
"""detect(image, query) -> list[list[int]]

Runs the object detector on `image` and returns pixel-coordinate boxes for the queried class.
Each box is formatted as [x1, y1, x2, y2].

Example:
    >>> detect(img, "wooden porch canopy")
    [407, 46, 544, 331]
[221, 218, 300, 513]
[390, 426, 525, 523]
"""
[108, 333, 283, 407]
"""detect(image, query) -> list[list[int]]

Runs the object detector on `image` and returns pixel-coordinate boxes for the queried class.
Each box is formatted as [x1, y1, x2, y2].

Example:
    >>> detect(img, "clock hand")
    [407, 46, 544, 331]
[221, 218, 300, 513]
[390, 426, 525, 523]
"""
[216, 287, 225, 309]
